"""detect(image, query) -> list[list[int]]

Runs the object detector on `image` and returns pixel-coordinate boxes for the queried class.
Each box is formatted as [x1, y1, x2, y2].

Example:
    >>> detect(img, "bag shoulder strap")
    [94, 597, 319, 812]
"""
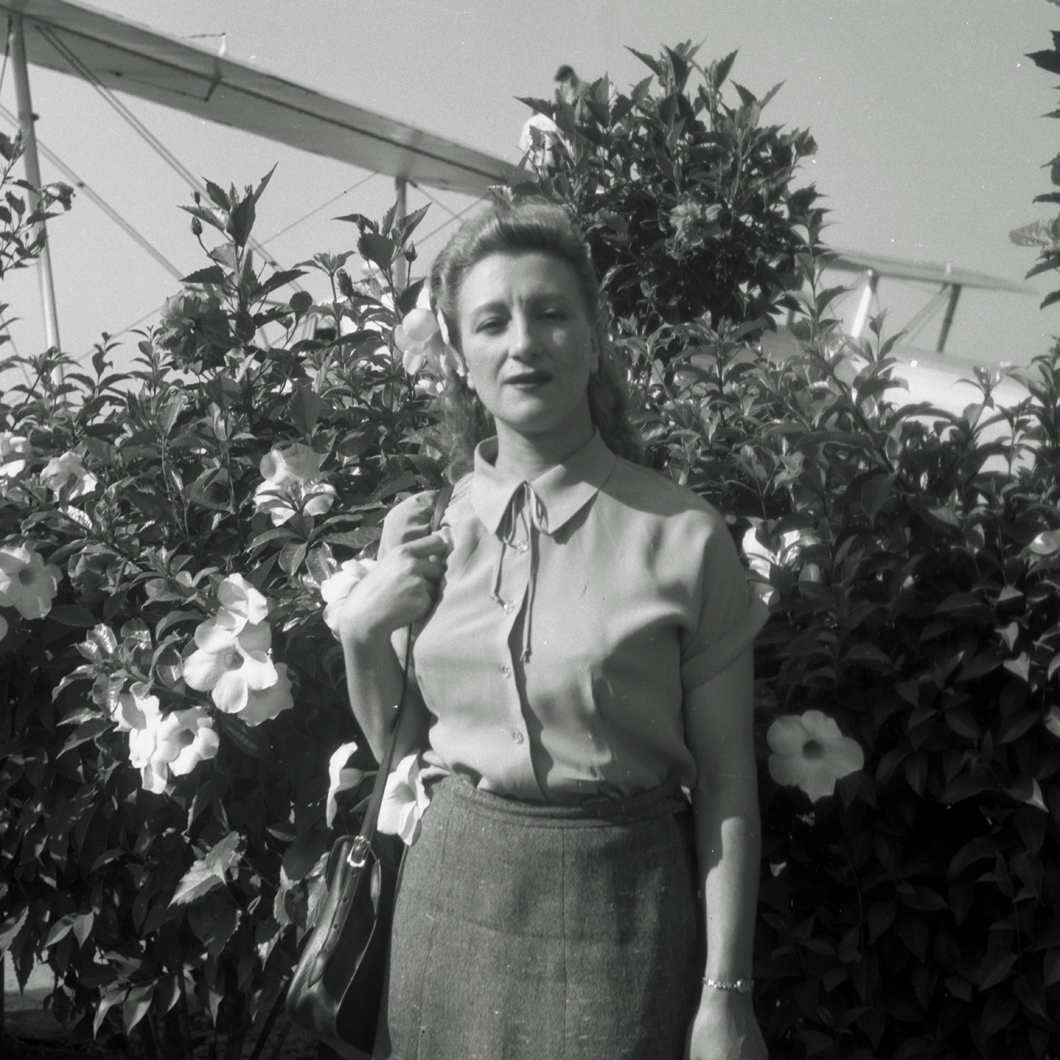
[354, 482, 453, 848]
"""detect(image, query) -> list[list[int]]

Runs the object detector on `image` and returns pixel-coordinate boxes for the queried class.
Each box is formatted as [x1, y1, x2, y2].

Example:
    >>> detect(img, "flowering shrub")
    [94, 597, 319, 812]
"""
[0, 39, 1057, 1060]
[0, 175, 442, 1057]
[516, 41, 818, 360]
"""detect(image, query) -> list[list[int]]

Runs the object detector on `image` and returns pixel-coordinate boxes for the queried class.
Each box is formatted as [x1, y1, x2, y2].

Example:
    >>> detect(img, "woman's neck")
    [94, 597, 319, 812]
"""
[493, 421, 594, 481]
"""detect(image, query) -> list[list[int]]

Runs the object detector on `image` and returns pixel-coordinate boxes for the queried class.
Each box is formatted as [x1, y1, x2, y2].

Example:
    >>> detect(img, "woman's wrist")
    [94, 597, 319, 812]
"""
[702, 976, 754, 993]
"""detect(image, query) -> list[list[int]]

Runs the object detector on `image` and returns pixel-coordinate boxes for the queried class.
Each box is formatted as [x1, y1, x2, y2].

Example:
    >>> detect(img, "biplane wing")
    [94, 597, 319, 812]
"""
[827, 247, 1036, 353]
[0, 0, 518, 194]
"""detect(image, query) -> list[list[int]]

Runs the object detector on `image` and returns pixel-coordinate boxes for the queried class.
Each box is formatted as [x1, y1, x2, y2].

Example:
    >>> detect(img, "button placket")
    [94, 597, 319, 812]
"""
[493, 530, 532, 766]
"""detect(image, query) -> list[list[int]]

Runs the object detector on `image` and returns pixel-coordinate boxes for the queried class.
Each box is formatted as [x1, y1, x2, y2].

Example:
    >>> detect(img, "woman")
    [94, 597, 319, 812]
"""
[336, 201, 769, 1060]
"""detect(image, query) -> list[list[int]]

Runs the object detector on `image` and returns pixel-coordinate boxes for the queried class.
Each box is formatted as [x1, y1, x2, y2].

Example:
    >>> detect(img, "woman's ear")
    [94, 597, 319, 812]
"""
[588, 333, 601, 374]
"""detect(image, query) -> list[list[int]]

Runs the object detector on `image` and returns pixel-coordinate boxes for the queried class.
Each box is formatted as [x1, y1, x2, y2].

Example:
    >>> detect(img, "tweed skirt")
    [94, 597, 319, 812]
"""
[373, 776, 702, 1060]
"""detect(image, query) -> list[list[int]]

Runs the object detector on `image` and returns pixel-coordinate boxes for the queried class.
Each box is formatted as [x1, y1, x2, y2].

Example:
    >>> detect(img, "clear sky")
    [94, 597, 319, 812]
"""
[2, 0, 1059, 371]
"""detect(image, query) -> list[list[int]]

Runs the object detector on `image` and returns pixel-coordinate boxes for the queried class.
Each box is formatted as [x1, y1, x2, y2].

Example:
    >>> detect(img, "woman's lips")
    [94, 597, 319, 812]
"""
[505, 370, 553, 386]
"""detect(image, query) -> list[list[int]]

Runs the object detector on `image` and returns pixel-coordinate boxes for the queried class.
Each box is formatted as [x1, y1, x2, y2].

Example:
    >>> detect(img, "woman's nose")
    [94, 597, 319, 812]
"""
[509, 314, 539, 358]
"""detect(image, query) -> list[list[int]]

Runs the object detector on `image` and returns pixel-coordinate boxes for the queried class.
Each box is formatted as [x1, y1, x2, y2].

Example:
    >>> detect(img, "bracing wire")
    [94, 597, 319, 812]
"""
[36, 25, 286, 272]
[900, 286, 950, 345]
[417, 194, 485, 244]
[408, 181, 468, 222]
[0, 103, 184, 280]
[260, 172, 377, 246]
[0, 18, 10, 100]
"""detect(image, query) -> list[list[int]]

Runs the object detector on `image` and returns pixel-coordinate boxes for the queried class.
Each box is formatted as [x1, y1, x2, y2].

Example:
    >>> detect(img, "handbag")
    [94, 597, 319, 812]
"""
[286, 483, 454, 1058]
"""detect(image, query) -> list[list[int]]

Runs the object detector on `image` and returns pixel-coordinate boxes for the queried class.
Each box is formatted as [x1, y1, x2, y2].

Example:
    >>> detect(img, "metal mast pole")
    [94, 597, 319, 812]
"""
[393, 175, 407, 289]
[10, 16, 62, 355]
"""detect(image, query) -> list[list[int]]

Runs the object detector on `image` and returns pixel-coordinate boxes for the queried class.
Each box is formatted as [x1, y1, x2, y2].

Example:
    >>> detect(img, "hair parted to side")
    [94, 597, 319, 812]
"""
[429, 199, 642, 479]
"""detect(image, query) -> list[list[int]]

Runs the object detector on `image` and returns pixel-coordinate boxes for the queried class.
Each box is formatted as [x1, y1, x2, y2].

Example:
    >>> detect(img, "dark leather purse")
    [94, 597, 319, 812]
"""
[285, 484, 453, 1058]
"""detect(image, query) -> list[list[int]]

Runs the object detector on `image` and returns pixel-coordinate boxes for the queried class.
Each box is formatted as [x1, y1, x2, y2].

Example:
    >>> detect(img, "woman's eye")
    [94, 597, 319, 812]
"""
[476, 317, 506, 333]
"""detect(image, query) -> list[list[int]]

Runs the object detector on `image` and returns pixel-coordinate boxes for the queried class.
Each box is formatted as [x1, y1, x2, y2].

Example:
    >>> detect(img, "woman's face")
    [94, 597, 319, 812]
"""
[454, 251, 599, 450]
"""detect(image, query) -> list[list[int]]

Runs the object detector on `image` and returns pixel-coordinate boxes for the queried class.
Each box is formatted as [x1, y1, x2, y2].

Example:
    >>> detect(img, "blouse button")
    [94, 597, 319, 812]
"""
[501, 664, 512, 678]
[515, 541, 529, 554]
[511, 730, 524, 743]
[503, 602, 514, 614]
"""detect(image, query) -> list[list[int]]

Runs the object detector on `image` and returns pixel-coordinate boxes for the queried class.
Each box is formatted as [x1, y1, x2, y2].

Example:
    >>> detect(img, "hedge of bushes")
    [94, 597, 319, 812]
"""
[0, 42, 1057, 1060]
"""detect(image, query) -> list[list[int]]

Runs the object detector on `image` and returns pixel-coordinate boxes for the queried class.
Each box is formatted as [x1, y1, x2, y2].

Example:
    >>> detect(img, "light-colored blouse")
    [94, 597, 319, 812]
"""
[379, 431, 768, 803]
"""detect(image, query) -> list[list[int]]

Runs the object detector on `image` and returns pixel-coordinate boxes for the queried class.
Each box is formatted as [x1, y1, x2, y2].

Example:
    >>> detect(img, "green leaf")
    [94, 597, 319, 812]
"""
[626, 47, 663, 77]
[171, 830, 243, 905]
[1007, 776, 1047, 813]
[217, 713, 270, 759]
[187, 893, 240, 958]
[204, 180, 231, 211]
[227, 194, 256, 248]
[48, 604, 98, 628]
[289, 383, 329, 436]
[948, 836, 997, 880]
[1044, 705, 1060, 740]
[396, 278, 426, 318]
[282, 827, 330, 883]
[279, 540, 308, 576]
[1044, 947, 1060, 988]
[62, 718, 112, 754]
[1028, 528, 1060, 555]
[181, 265, 227, 286]
[714, 50, 737, 87]
[94, 989, 124, 1036]
[0, 908, 28, 951]
[940, 773, 994, 804]
[358, 231, 396, 270]
[123, 982, 155, 1034]
[251, 164, 277, 204]
[868, 900, 895, 944]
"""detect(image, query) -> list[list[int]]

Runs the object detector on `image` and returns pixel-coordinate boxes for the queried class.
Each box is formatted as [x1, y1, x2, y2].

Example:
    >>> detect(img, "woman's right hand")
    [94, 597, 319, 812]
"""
[335, 530, 451, 644]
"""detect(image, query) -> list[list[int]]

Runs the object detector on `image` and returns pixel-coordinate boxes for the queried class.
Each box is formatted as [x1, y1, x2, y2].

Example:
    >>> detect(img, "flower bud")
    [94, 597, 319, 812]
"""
[336, 268, 354, 299]
[190, 216, 203, 237]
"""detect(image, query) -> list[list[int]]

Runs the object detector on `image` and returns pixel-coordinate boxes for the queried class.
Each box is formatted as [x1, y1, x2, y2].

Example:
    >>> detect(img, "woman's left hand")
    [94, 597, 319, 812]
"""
[687, 991, 767, 1060]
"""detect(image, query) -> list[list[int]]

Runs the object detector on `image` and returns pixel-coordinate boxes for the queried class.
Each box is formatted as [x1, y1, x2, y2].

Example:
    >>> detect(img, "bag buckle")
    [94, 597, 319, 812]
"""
[346, 835, 370, 868]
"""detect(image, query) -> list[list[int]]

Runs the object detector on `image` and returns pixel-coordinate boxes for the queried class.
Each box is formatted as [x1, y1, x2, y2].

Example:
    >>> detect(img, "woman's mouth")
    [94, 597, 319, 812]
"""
[505, 370, 553, 387]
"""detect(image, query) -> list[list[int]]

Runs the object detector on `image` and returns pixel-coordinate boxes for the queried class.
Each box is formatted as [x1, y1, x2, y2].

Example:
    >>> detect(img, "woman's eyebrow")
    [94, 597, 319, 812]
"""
[467, 300, 510, 320]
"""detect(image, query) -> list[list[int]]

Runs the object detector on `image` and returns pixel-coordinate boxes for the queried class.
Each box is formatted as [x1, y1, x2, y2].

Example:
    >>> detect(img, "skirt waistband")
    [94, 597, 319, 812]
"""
[429, 774, 689, 828]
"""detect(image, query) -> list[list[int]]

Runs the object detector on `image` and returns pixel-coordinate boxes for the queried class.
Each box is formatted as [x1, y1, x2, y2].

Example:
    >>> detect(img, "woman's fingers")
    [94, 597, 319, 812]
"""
[402, 530, 452, 560]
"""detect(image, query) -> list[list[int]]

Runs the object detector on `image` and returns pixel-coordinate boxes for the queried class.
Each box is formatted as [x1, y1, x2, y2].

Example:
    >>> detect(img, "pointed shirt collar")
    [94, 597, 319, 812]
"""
[470, 431, 616, 537]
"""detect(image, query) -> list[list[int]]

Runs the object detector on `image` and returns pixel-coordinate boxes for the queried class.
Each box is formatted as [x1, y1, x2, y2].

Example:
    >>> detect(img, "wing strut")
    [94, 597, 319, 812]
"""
[937, 284, 961, 353]
[9, 15, 61, 355]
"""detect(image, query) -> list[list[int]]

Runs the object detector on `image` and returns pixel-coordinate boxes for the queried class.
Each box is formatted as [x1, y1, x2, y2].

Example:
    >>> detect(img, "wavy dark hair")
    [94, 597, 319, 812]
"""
[429, 200, 642, 479]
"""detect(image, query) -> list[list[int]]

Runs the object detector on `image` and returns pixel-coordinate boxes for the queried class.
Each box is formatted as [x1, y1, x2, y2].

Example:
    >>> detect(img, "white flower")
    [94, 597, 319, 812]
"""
[378, 753, 431, 846]
[255, 445, 335, 526]
[128, 697, 219, 794]
[0, 544, 61, 620]
[325, 741, 369, 828]
[320, 558, 377, 633]
[238, 661, 294, 726]
[183, 617, 278, 714]
[394, 308, 460, 377]
[0, 433, 30, 479]
[767, 709, 865, 802]
[254, 479, 337, 527]
[259, 442, 321, 486]
[40, 451, 98, 498]
[215, 573, 269, 633]
[518, 112, 567, 170]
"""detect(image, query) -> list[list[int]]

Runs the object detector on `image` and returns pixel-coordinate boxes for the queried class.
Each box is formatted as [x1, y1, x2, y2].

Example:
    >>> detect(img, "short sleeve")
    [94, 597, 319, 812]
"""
[679, 516, 769, 691]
